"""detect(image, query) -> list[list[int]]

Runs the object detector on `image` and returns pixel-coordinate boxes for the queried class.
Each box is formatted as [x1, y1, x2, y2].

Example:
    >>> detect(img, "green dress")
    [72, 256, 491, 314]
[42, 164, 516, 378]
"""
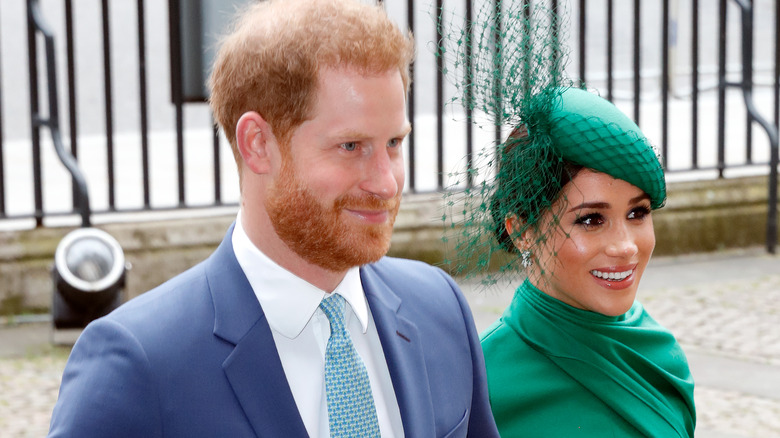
[480, 280, 696, 437]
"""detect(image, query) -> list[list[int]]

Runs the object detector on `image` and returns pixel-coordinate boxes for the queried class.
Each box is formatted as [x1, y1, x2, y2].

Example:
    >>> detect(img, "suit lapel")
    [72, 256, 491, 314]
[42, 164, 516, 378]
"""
[206, 225, 308, 438]
[361, 264, 436, 437]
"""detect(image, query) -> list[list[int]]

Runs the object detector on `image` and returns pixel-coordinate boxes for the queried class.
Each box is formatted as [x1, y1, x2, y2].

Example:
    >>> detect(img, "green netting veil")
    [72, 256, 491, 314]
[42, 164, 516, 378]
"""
[439, 3, 666, 284]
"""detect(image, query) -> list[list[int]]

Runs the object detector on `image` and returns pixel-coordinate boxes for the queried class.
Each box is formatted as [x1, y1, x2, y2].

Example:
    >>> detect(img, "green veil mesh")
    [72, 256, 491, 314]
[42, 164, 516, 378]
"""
[438, 1, 666, 285]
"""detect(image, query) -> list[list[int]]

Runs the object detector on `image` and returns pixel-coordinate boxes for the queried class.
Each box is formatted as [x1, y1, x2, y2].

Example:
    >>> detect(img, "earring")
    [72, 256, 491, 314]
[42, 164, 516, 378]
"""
[521, 250, 532, 268]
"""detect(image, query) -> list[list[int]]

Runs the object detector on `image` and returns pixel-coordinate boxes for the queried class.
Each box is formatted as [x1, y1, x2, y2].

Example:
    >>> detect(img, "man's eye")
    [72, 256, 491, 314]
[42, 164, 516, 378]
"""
[341, 142, 358, 151]
[388, 138, 400, 148]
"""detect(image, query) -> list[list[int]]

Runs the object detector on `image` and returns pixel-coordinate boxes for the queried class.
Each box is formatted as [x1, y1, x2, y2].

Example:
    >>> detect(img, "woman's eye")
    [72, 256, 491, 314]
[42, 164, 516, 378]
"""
[574, 213, 604, 228]
[340, 142, 358, 151]
[628, 206, 652, 220]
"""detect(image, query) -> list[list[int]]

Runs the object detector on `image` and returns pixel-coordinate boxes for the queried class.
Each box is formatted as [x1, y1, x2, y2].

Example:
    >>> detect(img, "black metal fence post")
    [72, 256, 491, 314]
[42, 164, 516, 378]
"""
[407, 0, 416, 192]
[100, 0, 116, 210]
[661, 0, 670, 167]
[692, 0, 700, 169]
[26, 0, 44, 227]
[633, 0, 641, 124]
[436, 0, 444, 190]
[725, 0, 779, 253]
[0, 1, 5, 217]
[64, 0, 79, 211]
[27, 0, 91, 227]
[138, 0, 151, 209]
[717, 0, 728, 178]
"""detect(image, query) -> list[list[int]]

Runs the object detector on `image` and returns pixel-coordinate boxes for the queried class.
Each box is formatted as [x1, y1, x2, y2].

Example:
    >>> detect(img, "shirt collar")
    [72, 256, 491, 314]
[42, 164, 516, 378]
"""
[232, 212, 370, 338]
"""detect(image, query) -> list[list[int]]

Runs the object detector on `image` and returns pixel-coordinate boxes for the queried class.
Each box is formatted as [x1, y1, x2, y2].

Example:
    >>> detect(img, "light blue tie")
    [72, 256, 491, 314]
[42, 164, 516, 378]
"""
[320, 294, 381, 438]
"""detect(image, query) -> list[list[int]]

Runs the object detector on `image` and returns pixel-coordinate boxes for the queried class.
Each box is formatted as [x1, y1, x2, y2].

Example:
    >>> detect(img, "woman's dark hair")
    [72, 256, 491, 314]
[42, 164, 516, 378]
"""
[491, 125, 584, 253]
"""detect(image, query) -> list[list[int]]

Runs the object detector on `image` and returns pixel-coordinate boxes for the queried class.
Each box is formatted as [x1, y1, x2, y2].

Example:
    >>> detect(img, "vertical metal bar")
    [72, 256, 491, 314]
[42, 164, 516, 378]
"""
[34, 0, 91, 227]
[741, 0, 775, 252]
[27, 0, 44, 227]
[212, 114, 221, 204]
[28, 0, 92, 226]
[775, 0, 779, 129]
[436, 0, 444, 190]
[717, 0, 727, 178]
[101, 0, 116, 208]
[775, 0, 780, 129]
[0, 0, 5, 215]
[771, 0, 780, 254]
[521, 0, 531, 92]
[168, 0, 186, 205]
[406, 0, 416, 191]
[607, 0, 614, 101]
[551, 0, 560, 69]
[733, 0, 779, 253]
[175, 105, 185, 204]
[494, 0, 503, 147]
[633, 0, 641, 123]
[138, 0, 151, 208]
[465, 0, 474, 187]
[661, 0, 669, 166]
[551, 0, 561, 81]
[65, 0, 79, 211]
[579, 0, 586, 85]
[745, 0, 754, 164]
[692, 0, 699, 168]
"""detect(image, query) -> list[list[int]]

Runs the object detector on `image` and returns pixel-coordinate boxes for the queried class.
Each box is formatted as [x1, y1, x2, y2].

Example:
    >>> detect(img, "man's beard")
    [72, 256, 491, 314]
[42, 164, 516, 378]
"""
[265, 162, 401, 272]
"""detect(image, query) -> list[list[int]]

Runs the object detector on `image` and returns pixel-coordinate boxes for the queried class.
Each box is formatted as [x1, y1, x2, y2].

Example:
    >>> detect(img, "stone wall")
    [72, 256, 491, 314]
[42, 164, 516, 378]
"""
[0, 176, 777, 315]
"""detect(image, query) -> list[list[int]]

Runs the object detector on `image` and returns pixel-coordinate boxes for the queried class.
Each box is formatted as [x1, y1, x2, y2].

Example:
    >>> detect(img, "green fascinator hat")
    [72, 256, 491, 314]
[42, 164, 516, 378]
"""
[439, 2, 665, 281]
[487, 86, 666, 255]
[544, 87, 666, 210]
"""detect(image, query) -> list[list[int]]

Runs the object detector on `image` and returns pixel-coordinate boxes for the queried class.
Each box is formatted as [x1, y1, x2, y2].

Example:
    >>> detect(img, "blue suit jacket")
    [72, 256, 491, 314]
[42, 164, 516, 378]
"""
[49, 226, 498, 437]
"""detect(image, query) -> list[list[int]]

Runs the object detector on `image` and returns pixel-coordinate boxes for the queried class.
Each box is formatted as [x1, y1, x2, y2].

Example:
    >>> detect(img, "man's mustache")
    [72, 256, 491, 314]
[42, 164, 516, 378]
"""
[335, 193, 401, 212]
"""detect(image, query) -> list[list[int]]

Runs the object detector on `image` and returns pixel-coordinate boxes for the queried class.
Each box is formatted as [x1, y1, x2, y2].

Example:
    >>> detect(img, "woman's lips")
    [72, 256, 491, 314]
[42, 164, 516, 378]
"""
[590, 265, 638, 290]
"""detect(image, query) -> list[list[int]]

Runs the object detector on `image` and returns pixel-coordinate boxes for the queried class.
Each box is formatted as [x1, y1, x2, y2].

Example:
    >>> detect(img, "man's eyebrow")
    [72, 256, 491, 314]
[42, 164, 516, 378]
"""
[332, 123, 412, 140]
[332, 129, 370, 140]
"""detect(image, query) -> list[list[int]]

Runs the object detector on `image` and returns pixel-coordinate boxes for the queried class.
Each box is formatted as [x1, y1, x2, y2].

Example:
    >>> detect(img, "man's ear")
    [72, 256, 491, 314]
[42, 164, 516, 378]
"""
[236, 111, 276, 175]
[504, 213, 530, 251]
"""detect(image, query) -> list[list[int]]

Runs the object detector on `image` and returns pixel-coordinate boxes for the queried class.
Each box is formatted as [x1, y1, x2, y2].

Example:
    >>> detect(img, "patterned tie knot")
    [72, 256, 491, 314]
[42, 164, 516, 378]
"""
[320, 294, 347, 335]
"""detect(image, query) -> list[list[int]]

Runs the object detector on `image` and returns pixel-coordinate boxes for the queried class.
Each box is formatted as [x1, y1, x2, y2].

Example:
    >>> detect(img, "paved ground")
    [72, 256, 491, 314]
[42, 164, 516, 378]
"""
[1, 247, 779, 437]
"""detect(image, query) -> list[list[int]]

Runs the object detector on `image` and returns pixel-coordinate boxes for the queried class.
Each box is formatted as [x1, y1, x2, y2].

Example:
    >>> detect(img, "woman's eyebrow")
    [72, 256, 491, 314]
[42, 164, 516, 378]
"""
[568, 193, 651, 213]
[630, 193, 652, 204]
[568, 201, 609, 213]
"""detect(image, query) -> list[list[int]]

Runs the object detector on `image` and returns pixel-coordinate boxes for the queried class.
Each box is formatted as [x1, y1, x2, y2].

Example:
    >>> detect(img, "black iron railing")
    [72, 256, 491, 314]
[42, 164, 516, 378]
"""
[4, 0, 780, 250]
[27, 0, 90, 227]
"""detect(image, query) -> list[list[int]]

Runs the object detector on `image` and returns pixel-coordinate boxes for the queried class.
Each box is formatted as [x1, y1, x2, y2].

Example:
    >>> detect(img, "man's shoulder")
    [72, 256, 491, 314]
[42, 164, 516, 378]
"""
[364, 256, 454, 289]
[366, 256, 449, 276]
[102, 260, 212, 329]
[362, 256, 465, 310]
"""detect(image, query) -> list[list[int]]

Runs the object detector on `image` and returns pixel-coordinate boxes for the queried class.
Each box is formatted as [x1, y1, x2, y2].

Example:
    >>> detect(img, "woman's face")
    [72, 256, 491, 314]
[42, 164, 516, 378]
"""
[514, 169, 656, 316]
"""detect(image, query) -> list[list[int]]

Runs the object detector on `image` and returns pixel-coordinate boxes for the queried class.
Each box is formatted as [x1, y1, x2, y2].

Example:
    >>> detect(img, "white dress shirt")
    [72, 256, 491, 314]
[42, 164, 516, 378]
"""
[232, 213, 404, 438]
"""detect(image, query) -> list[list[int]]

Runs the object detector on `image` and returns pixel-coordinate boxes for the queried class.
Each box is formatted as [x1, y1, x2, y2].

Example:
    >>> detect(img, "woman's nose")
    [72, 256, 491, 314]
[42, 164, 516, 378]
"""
[606, 224, 639, 258]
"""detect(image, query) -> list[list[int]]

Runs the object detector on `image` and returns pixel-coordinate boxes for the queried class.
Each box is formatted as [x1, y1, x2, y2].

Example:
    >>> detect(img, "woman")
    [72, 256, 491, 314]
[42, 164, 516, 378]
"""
[478, 86, 696, 437]
[438, 3, 695, 434]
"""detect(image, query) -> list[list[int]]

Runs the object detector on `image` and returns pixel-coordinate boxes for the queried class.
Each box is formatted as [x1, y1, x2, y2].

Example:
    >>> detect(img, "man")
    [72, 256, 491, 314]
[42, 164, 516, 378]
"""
[48, 1, 498, 437]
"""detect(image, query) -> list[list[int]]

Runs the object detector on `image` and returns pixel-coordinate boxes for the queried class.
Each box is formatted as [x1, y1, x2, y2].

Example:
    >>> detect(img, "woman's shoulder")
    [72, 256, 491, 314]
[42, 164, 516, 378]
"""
[480, 317, 550, 369]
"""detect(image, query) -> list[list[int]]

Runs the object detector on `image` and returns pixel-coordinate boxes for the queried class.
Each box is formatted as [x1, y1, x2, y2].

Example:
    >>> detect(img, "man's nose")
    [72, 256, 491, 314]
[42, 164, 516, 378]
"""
[360, 148, 401, 199]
